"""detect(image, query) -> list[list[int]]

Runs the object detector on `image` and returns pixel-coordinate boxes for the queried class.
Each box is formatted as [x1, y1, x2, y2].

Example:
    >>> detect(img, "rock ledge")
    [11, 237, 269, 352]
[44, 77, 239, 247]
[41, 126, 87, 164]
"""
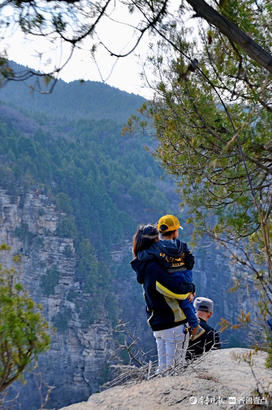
[60, 348, 272, 409]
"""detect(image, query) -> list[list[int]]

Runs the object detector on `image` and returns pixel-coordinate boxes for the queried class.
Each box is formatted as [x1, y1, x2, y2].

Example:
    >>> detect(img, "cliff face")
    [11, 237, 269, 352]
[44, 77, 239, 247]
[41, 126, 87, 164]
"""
[0, 188, 114, 409]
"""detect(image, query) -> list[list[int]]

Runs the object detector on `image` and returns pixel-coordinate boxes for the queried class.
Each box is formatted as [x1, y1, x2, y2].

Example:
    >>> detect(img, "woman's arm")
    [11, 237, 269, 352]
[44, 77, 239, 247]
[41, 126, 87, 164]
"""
[146, 261, 195, 300]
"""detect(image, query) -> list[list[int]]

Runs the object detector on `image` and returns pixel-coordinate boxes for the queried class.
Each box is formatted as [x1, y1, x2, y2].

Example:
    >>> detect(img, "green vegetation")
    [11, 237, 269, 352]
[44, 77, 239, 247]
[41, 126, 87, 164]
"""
[266, 336, 272, 368]
[0, 244, 50, 393]
[0, 109, 170, 247]
[63, 244, 73, 258]
[56, 215, 77, 239]
[52, 307, 72, 333]
[15, 223, 35, 247]
[40, 266, 60, 296]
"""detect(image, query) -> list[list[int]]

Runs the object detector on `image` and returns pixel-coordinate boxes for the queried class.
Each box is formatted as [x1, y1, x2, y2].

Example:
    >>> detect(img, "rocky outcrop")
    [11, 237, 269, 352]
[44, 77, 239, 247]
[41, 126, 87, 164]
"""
[60, 348, 272, 410]
[0, 188, 114, 409]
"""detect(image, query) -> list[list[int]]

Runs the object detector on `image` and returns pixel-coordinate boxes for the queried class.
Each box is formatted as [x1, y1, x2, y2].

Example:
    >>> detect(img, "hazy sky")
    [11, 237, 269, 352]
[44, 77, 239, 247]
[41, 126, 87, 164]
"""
[3, 1, 197, 98]
[7, 32, 152, 98]
[4, 3, 157, 98]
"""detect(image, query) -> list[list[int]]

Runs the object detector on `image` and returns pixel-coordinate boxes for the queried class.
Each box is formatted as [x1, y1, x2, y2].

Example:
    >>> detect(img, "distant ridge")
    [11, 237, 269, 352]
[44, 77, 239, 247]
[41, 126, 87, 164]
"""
[0, 61, 145, 123]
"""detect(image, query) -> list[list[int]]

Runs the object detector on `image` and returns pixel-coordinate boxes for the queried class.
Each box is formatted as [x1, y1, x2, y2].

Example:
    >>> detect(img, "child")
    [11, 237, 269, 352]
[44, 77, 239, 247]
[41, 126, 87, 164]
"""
[138, 214, 205, 341]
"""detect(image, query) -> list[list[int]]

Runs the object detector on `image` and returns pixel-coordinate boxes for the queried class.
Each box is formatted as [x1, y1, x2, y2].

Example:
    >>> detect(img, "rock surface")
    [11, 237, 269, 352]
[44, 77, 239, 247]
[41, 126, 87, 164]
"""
[60, 348, 272, 410]
[0, 188, 114, 408]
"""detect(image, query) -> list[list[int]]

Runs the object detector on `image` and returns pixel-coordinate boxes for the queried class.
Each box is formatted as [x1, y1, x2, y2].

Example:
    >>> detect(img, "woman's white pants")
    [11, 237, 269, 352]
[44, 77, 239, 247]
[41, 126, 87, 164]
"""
[153, 324, 189, 373]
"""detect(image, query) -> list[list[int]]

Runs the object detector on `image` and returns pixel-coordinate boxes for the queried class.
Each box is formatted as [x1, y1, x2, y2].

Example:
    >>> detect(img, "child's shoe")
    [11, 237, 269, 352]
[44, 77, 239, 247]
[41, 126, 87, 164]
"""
[190, 325, 205, 341]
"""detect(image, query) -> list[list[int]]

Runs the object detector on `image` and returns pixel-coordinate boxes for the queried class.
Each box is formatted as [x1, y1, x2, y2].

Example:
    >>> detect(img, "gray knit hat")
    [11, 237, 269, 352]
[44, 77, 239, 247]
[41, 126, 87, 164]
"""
[194, 297, 214, 313]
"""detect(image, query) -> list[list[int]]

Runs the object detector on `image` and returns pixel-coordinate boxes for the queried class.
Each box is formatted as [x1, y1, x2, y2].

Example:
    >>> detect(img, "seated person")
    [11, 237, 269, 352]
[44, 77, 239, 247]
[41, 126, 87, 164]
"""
[186, 297, 221, 360]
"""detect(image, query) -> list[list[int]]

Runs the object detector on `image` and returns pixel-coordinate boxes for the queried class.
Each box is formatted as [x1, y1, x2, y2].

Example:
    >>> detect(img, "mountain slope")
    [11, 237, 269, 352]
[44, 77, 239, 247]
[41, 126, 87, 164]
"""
[0, 62, 145, 123]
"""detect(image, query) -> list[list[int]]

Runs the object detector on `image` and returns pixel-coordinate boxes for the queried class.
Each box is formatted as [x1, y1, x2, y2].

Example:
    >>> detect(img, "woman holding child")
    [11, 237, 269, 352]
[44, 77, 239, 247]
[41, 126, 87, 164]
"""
[131, 215, 203, 373]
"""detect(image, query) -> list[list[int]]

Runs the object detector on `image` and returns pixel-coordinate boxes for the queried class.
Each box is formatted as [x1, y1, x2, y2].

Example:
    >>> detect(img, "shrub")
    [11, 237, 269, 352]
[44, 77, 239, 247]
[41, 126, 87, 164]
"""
[0, 244, 50, 393]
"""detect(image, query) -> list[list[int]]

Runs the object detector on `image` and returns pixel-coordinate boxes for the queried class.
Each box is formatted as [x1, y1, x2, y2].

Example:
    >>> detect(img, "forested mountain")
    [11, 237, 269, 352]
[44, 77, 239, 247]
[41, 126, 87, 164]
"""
[0, 89, 174, 322]
[0, 104, 169, 245]
[0, 71, 246, 409]
[0, 62, 145, 123]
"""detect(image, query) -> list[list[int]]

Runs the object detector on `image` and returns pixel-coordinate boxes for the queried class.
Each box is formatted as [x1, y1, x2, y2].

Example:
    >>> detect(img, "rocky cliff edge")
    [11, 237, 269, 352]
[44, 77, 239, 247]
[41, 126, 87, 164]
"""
[60, 348, 272, 410]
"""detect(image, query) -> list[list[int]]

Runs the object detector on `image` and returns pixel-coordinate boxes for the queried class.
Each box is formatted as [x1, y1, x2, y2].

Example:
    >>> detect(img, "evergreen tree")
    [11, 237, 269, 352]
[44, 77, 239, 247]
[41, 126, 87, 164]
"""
[0, 245, 50, 393]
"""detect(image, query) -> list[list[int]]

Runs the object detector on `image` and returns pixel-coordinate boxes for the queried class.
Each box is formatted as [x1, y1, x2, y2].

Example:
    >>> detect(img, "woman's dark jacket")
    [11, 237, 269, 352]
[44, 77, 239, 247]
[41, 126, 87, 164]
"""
[131, 258, 195, 331]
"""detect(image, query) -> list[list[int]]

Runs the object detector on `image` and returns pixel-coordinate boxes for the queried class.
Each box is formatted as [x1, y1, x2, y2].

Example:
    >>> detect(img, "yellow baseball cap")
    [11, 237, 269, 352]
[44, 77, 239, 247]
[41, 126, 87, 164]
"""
[157, 214, 182, 233]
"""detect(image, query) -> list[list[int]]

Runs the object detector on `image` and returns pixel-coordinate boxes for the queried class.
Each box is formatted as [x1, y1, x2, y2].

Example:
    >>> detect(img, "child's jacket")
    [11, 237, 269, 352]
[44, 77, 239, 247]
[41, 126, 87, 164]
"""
[137, 239, 194, 283]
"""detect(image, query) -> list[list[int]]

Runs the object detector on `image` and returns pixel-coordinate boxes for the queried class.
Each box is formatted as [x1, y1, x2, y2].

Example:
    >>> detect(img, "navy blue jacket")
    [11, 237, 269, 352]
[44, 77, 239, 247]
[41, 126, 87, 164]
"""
[186, 318, 221, 359]
[137, 239, 194, 282]
[131, 258, 195, 331]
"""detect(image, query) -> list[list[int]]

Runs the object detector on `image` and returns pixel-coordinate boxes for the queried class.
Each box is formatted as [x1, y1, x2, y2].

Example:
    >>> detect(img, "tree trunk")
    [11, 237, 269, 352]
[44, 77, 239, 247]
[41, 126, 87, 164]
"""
[186, 0, 272, 73]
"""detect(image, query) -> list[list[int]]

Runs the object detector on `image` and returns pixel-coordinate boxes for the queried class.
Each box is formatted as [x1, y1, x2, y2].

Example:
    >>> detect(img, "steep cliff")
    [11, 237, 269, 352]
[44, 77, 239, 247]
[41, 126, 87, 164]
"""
[0, 188, 115, 408]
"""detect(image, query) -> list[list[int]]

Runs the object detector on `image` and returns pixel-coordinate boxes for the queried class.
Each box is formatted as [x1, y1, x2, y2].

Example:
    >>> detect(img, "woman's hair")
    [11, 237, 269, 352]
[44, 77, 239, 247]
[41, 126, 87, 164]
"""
[132, 224, 159, 257]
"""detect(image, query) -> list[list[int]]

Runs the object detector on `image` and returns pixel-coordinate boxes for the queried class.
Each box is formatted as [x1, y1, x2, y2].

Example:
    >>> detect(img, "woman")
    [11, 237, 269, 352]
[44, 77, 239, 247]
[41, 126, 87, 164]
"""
[130, 224, 195, 373]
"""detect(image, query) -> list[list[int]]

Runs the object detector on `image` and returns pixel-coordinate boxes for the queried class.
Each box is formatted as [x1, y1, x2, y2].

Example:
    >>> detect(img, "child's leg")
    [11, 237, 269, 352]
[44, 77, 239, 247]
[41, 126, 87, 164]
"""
[179, 298, 199, 329]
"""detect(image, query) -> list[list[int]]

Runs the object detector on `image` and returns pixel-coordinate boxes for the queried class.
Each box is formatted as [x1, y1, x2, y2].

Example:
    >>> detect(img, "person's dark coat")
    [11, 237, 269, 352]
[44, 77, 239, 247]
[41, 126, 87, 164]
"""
[186, 317, 221, 359]
[131, 258, 195, 331]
